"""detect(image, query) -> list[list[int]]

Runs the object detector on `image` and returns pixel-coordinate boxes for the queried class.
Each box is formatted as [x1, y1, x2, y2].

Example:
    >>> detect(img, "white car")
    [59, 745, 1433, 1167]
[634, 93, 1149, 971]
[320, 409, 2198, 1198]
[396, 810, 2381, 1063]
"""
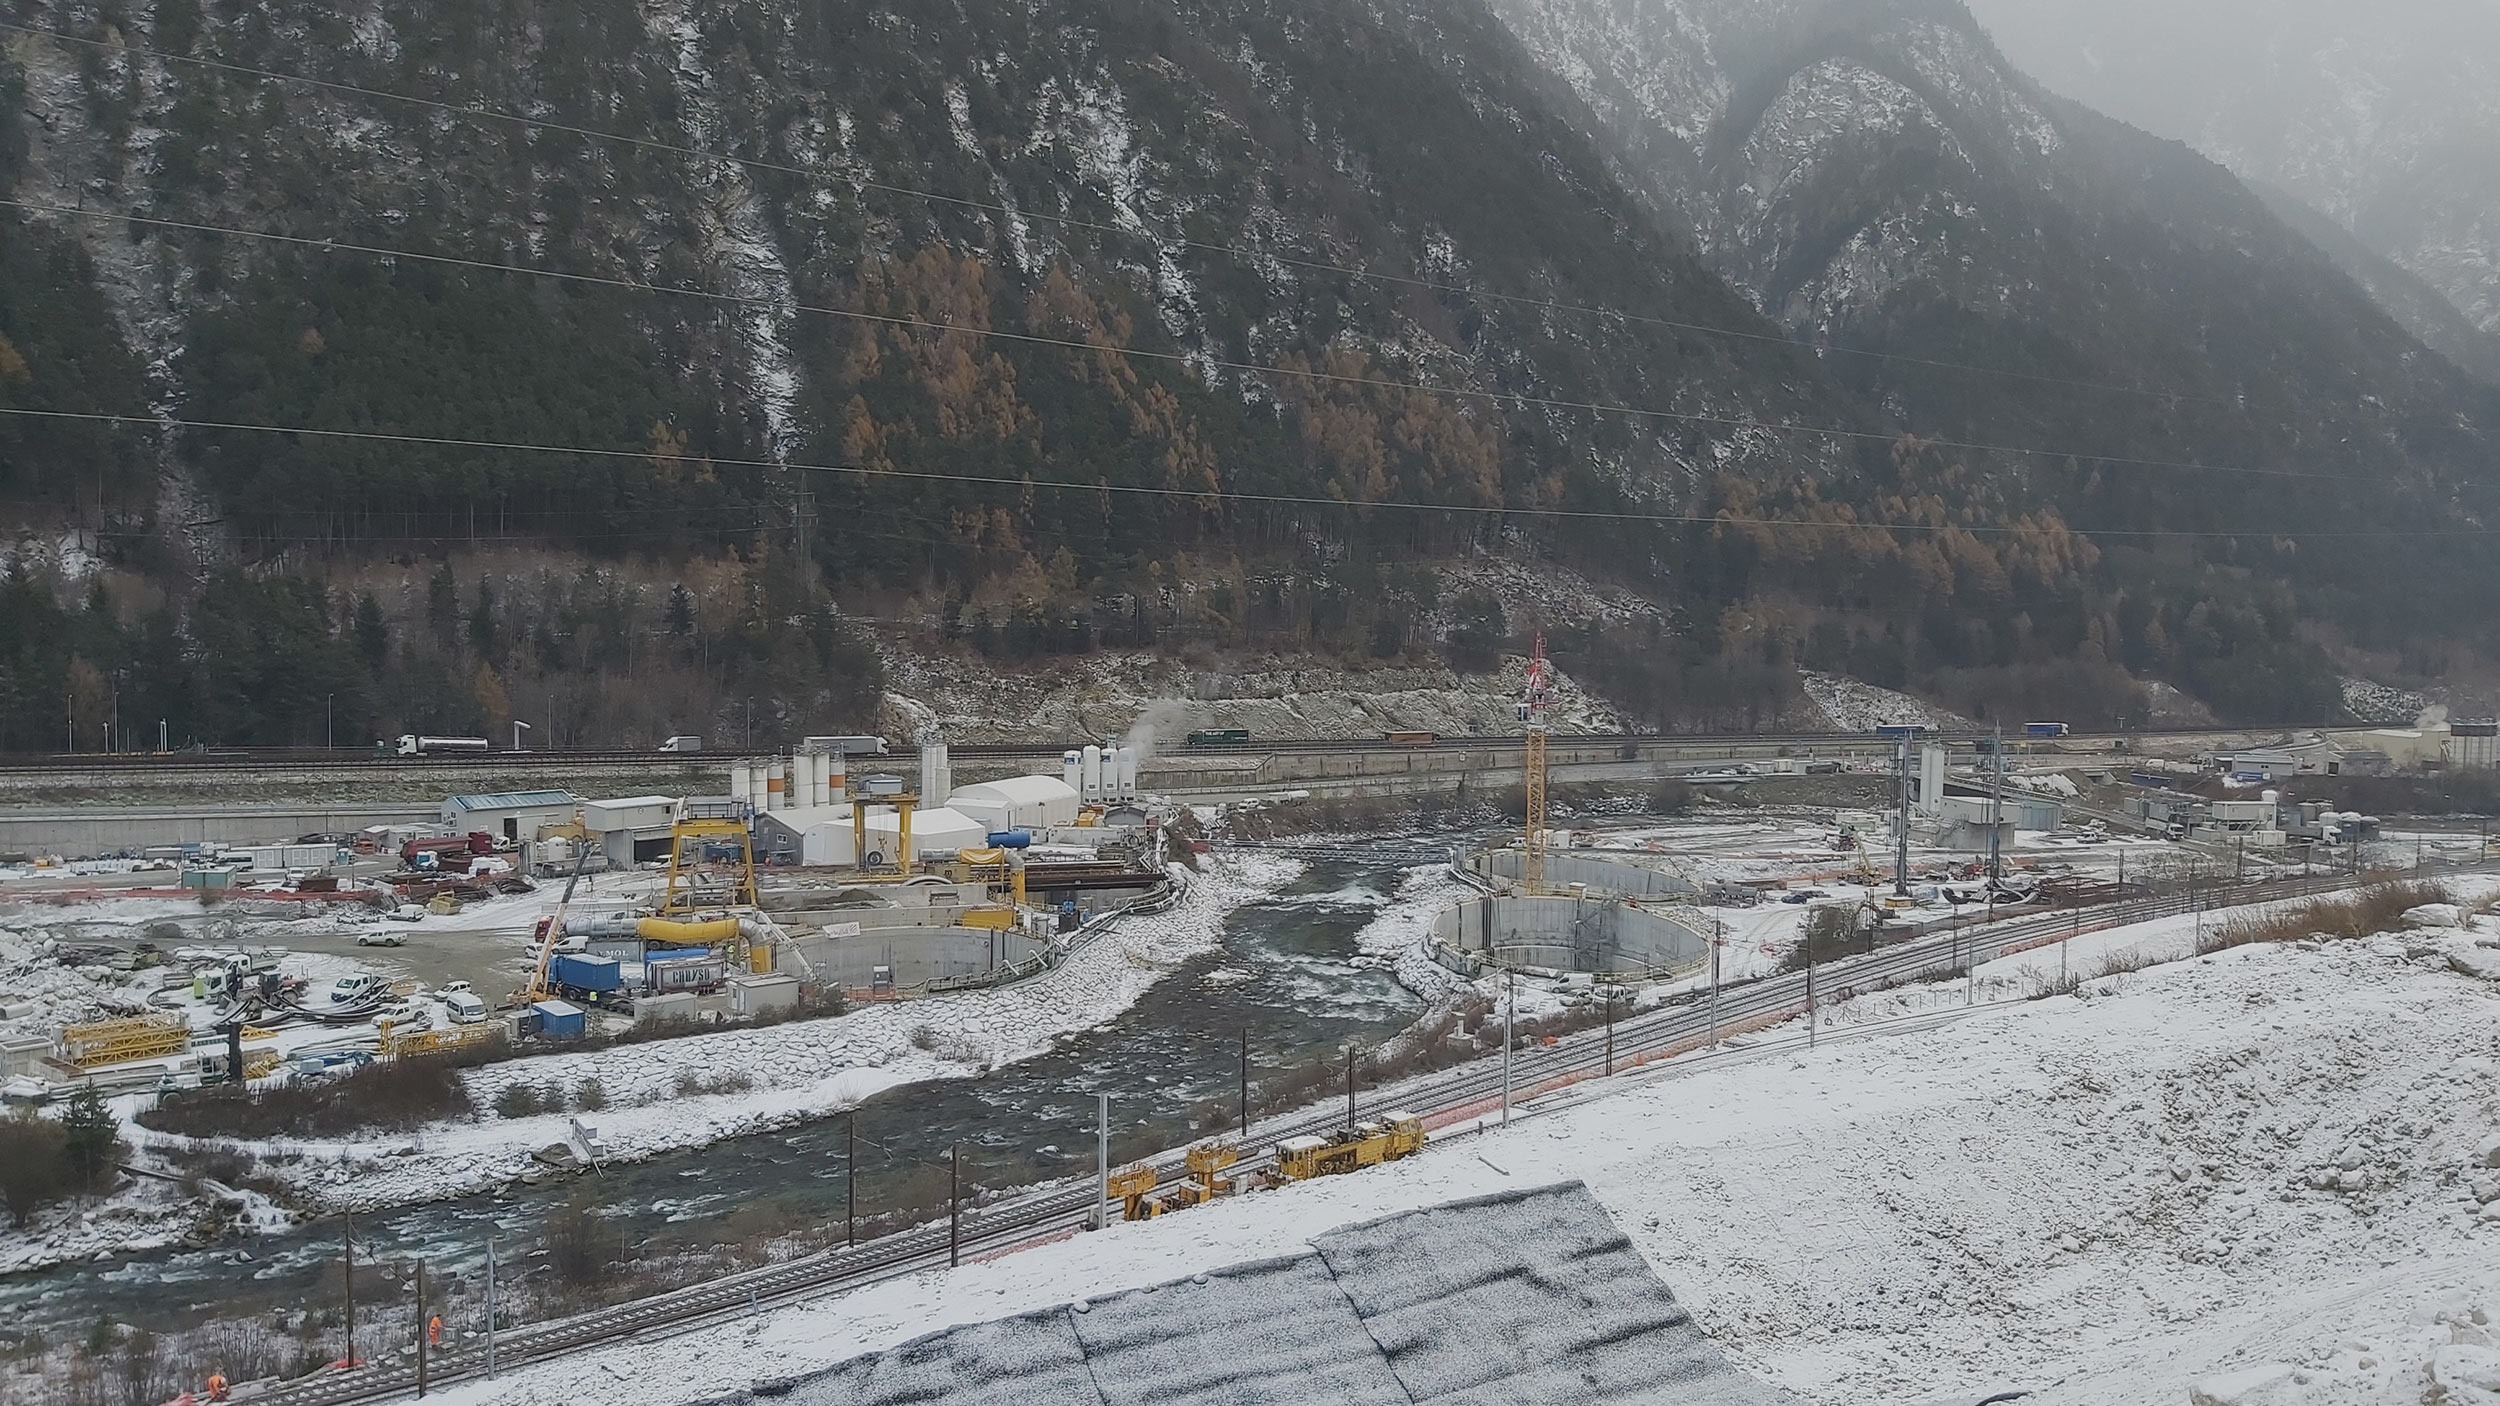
[384, 904, 426, 922]
[355, 930, 406, 947]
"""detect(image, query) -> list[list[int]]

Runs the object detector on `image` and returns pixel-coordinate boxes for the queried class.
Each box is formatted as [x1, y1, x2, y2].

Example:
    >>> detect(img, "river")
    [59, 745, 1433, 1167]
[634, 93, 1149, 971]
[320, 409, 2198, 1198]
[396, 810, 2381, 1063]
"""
[0, 848, 1429, 1339]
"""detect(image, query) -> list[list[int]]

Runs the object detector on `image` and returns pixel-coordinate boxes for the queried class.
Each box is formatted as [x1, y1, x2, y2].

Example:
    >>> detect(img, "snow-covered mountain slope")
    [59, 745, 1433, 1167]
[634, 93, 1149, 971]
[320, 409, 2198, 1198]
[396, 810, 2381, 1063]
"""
[1966, 0, 2500, 346]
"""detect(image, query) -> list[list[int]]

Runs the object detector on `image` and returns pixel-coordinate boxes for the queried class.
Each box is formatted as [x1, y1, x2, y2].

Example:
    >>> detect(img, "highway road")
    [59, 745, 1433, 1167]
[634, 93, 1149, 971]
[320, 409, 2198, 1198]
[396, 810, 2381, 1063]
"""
[0, 723, 2292, 772]
[235, 858, 2480, 1406]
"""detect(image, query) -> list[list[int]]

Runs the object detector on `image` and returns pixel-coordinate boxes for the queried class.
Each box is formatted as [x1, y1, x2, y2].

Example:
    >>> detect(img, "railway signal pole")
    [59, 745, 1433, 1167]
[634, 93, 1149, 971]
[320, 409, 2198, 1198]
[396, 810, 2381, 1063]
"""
[949, 1146, 961, 1267]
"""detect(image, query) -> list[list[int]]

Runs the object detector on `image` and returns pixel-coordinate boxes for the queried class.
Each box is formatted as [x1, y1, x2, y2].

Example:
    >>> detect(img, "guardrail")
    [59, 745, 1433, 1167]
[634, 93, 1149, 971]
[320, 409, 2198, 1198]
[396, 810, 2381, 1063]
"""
[237, 857, 2490, 1406]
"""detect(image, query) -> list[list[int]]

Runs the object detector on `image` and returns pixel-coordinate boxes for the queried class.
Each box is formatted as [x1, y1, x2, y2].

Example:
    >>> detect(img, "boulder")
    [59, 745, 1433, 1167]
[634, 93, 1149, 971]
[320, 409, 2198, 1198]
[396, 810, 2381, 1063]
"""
[2481, 1135, 2500, 1170]
[2427, 1343, 2500, 1404]
[2451, 948, 2500, 983]
[2406, 904, 2466, 929]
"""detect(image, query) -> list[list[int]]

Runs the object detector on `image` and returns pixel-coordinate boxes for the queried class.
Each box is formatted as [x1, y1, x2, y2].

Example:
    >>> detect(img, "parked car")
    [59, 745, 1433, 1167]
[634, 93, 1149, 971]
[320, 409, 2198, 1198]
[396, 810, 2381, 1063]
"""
[384, 904, 425, 922]
[443, 990, 489, 1024]
[356, 930, 405, 947]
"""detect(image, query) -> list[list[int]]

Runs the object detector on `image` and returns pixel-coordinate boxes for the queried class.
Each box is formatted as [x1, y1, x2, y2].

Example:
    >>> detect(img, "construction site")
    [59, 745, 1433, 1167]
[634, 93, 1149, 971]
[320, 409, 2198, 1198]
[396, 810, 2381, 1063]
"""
[3, 694, 2493, 1406]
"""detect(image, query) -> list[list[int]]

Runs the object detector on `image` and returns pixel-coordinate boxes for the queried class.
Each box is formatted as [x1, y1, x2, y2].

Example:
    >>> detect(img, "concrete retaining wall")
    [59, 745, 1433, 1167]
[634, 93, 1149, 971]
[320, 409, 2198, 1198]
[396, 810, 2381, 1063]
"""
[788, 925, 1050, 988]
[1431, 893, 1707, 978]
[0, 804, 433, 855]
[1473, 849, 1695, 899]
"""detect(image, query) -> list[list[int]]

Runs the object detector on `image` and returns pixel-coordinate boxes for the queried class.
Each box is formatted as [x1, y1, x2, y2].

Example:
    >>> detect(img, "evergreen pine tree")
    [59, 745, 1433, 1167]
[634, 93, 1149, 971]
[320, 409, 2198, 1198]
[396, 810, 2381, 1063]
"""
[59, 1083, 121, 1193]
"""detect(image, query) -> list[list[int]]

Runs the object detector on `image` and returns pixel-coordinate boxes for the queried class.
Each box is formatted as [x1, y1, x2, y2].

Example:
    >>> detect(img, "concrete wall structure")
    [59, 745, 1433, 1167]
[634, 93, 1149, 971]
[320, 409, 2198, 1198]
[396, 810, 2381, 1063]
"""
[788, 924, 1050, 988]
[1473, 849, 1695, 900]
[0, 803, 434, 855]
[1431, 893, 1708, 978]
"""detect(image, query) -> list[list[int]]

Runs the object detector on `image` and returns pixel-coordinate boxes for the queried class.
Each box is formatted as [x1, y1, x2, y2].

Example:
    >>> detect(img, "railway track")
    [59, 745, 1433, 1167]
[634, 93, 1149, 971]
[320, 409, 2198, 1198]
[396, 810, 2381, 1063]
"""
[239, 858, 2484, 1406]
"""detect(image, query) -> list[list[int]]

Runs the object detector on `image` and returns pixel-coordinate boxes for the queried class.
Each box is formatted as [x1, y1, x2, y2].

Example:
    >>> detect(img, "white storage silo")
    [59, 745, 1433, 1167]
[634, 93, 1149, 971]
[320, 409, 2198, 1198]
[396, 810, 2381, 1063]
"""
[1116, 744, 1138, 800]
[746, 763, 768, 813]
[1063, 750, 1083, 793]
[799, 752, 821, 807]
[766, 759, 786, 812]
[1081, 744, 1103, 801]
[728, 762, 751, 809]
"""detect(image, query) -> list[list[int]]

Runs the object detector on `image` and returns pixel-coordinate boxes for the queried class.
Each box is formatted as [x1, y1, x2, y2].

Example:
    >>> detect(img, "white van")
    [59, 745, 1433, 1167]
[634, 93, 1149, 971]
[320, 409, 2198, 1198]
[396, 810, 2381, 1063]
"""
[442, 990, 489, 1025]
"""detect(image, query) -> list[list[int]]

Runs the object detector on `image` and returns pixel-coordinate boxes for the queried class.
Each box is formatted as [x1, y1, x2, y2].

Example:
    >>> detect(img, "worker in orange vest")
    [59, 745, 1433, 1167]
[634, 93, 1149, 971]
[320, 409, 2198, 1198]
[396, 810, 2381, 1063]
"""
[206, 1373, 230, 1400]
[427, 1314, 442, 1347]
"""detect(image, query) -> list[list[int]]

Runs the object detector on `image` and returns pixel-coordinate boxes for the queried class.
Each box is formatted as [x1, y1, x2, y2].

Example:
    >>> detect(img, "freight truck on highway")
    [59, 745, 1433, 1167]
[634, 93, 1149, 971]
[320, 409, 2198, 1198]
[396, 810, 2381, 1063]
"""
[385, 735, 493, 756]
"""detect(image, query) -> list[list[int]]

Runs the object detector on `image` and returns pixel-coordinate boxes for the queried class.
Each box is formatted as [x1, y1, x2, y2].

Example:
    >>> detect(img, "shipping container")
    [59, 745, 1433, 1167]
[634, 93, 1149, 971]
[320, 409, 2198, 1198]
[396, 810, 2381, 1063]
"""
[550, 953, 623, 994]
[646, 954, 727, 994]
[530, 1000, 586, 1039]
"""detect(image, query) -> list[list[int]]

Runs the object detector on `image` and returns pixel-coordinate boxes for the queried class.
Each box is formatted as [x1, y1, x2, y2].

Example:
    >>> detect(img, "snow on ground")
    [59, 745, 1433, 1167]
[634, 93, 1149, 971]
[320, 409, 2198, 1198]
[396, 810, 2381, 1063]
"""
[1348, 861, 1473, 1001]
[1798, 671, 1978, 733]
[130, 853, 1303, 1215]
[2341, 677, 2432, 726]
[426, 922, 2500, 1406]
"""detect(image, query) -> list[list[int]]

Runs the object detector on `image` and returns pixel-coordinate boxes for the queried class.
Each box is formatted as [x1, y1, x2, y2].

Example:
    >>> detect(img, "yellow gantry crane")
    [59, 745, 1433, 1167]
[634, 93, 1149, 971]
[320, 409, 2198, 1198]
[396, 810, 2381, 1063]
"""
[662, 797, 758, 914]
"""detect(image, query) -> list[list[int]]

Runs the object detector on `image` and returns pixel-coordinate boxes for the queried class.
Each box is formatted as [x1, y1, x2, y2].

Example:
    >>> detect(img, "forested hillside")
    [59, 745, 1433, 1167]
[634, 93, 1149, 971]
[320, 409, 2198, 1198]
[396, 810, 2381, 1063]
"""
[0, 0, 2491, 748]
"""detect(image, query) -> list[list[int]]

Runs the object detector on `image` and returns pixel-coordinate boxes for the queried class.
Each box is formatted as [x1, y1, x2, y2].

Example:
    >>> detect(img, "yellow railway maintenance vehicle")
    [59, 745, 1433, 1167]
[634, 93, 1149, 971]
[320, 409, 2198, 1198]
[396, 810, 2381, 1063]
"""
[1268, 1112, 1426, 1185]
[1108, 1161, 1163, 1221]
[1167, 1140, 1239, 1209]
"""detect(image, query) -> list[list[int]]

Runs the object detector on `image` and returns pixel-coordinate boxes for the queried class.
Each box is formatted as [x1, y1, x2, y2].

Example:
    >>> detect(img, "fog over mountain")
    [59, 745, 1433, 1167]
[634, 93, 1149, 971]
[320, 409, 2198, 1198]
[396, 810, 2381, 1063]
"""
[1966, 0, 2500, 358]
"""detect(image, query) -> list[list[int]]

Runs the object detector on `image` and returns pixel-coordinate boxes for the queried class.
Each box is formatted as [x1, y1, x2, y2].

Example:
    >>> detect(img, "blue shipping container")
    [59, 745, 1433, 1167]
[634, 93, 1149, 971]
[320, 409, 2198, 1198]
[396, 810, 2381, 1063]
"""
[550, 953, 623, 993]
[531, 1000, 587, 1038]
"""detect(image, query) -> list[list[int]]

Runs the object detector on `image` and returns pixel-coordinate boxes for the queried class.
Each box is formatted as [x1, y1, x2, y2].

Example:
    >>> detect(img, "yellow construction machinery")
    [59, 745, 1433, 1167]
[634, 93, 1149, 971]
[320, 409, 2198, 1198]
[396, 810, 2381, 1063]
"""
[948, 847, 1028, 905]
[1108, 1161, 1163, 1221]
[1268, 1112, 1426, 1184]
[377, 1017, 497, 1060]
[1167, 1140, 1239, 1209]
[59, 1013, 191, 1069]
[663, 798, 758, 913]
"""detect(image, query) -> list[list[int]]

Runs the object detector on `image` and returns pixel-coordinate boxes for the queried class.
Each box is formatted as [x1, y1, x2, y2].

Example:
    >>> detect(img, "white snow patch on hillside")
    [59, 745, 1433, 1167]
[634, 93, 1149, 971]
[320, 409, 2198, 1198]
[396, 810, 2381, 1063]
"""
[428, 933, 2500, 1406]
[1798, 671, 1977, 732]
[2341, 676, 2431, 725]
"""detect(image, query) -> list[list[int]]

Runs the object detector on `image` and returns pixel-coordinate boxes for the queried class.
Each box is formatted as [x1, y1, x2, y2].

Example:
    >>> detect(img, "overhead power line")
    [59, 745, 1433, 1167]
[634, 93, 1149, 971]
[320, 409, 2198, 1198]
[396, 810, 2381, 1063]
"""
[0, 18, 2232, 408]
[0, 198, 2363, 485]
[0, 405, 2477, 541]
